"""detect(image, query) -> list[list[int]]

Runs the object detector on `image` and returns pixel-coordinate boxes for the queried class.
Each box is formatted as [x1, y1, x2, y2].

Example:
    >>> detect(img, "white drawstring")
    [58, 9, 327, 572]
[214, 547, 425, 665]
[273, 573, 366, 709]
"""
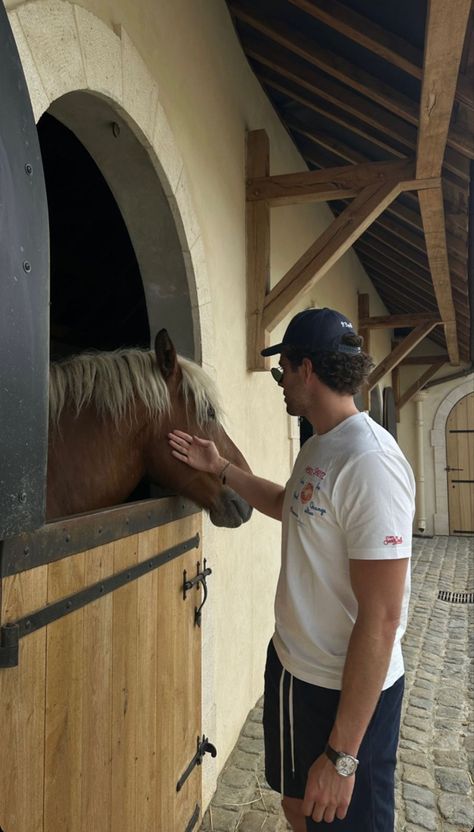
[279, 667, 296, 794]
[279, 667, 285, 795]
[289, 673, 295, 776]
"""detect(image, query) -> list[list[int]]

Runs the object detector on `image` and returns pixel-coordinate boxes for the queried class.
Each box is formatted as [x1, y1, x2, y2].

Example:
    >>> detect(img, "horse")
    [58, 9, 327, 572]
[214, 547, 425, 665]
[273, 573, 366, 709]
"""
[47, 329, 253, 527]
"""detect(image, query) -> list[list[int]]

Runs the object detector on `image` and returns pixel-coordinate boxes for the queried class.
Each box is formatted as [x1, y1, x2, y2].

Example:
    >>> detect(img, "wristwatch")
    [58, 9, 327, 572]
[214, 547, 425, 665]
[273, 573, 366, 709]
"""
[325, 743, 359, 777]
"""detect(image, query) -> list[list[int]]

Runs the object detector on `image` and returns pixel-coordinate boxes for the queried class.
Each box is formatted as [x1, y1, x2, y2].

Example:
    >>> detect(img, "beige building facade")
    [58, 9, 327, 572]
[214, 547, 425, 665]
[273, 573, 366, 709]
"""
[6, 0, 471, 810]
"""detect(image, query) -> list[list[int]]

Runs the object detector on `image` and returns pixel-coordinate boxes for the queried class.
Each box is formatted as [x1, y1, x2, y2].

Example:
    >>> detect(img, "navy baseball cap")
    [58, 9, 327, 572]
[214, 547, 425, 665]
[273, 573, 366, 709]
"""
[261, 308, 361, 357]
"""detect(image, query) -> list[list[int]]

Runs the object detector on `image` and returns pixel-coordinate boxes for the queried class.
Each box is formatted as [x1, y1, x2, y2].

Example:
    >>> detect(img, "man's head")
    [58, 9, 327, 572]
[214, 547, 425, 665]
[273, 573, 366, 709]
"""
[261, 307, 373, 396]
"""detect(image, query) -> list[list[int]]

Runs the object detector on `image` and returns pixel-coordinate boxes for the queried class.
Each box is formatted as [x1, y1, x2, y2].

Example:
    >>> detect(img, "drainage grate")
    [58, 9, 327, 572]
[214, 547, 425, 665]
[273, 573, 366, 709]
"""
[437, 590, 474, 604]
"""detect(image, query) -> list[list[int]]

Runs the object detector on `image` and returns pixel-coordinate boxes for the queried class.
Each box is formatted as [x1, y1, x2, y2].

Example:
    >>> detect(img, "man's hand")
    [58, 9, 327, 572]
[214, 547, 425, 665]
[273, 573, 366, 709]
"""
[302, 753, 355, 824]
[168, 429, 223, 474]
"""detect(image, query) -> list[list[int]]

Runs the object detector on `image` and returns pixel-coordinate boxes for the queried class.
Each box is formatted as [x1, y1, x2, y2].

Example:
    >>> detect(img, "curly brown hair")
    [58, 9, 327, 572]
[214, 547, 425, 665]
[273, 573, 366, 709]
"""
[284, 334, 374, 395]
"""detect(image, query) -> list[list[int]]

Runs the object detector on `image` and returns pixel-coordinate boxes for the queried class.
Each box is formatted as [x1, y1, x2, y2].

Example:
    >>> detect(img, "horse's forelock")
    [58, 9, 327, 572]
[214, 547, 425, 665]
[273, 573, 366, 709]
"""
[178, 358, 224, 428]
[49, 348, 222, 429]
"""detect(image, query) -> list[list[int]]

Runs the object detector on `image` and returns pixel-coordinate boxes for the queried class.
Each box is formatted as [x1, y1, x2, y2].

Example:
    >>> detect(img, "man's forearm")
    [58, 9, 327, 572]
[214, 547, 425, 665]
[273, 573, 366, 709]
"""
[221, 461, 285, 521]
[328, 618, 399, 756]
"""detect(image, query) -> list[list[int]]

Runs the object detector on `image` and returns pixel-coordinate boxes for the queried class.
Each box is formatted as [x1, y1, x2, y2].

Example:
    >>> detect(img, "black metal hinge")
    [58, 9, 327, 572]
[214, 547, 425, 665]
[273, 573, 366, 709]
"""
[0, 534, 200, 669]
[176, 735, 217, 792]
[184, 803, 200, 832]
[183, 560, 212, 627]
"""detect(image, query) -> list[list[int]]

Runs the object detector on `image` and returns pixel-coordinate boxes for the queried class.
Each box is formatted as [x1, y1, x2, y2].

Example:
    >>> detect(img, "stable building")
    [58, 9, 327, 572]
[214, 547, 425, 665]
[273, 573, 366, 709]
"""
[0, 1, 472, 830]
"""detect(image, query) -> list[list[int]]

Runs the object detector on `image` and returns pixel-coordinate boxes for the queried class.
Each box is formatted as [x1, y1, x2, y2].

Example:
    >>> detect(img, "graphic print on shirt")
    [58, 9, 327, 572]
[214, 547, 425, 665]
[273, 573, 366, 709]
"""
[290, 464, 327, 523]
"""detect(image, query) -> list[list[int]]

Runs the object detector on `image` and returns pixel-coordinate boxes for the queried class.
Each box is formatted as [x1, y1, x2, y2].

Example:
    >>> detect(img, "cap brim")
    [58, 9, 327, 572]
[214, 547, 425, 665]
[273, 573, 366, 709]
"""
[260, 343, 284, 357]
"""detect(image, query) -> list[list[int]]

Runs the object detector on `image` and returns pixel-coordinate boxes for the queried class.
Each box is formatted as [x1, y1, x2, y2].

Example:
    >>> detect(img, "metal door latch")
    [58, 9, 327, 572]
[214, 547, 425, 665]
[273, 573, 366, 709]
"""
[0, 623, 19, 668]
[176, 735, 217, 792]
[183, 560, 212, 627]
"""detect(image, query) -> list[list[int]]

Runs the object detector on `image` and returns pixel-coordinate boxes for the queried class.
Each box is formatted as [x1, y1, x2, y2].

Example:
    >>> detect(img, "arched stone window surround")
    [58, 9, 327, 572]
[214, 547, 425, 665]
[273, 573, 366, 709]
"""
[7, 0, 214, 368]
[431, 377, 474, 535]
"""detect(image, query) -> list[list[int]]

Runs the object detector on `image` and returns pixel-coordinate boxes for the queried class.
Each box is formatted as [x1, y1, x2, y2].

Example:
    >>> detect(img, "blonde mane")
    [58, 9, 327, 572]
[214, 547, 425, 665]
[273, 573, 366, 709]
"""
[49, 349, 223, 428]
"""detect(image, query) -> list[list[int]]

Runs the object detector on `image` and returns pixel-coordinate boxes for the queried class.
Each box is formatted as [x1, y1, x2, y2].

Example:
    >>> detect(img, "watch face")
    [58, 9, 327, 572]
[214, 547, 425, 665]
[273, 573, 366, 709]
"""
[336, 756, 357, 776]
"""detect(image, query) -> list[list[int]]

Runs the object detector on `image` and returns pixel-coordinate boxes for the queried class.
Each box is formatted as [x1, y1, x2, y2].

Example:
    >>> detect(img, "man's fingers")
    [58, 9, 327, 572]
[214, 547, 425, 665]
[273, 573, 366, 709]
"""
[171, 429, 193, 441]
[336, 804, 349, 820]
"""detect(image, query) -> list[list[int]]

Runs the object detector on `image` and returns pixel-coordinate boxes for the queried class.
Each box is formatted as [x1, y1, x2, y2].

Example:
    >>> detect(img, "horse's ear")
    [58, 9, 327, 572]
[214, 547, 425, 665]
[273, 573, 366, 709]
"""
[154, 329, 178, 380]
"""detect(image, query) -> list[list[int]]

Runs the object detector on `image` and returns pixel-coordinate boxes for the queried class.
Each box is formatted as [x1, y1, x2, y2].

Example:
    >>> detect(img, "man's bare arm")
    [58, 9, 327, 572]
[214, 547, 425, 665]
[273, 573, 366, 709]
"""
[168, 430, 285, 520]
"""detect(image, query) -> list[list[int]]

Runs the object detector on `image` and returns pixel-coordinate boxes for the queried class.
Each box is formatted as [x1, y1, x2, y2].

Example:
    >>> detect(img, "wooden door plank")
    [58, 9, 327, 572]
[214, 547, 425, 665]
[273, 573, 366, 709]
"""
[156, 516, 202, 832]
[0, 565, 48, 832]
[135, 528, 159, 831]
[44, 555, 86, 832]
[367, 321, 439, 390]
[246, 130, 270, 370]
[81, 543, 114, 832]
[263, 177, 404, 331]
[111, 535, 139, 832]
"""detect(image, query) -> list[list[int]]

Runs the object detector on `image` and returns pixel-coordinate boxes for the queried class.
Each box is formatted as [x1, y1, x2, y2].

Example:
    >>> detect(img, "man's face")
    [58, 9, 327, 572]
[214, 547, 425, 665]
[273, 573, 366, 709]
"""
[277, 354, 308, 417]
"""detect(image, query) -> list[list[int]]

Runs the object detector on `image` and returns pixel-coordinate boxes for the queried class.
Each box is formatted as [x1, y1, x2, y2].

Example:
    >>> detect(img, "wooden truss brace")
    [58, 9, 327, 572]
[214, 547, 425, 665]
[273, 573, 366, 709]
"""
[246, 130, 440, 370]
[415, 0, 471, 365]
[358, 293, 443, 414]
[396, 360, 446, 417]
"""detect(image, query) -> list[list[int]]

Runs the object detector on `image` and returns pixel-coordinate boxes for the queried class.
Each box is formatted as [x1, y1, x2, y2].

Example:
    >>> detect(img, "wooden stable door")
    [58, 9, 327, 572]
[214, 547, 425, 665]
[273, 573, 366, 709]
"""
[446, 392, 474, 534]
[0, 512, 205, 832]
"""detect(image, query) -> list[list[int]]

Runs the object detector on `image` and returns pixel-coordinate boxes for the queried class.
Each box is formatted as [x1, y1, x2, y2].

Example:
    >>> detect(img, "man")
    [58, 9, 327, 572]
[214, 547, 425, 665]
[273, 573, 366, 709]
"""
[169, 308, 415, 831]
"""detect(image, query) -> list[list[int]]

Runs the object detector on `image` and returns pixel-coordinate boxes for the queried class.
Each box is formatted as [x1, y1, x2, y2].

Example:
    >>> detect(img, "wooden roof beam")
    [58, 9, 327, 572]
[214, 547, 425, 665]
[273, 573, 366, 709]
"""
[289, 0, 474, 111]
[231, 2, 474, 160]
[367, 321, 440, 390]
[246, 159, 438, 207]
[416, 0, 470, 365]
[417, 0, 472, 179]
[418, 189, 460, 365]
[359, 313, 441, 331]
[400, 355, 449, 365]
[253, 52, 469, 183]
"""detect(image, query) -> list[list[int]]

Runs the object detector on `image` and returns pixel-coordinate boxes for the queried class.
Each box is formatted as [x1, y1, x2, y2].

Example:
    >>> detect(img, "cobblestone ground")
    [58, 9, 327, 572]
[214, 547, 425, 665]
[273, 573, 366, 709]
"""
[200, 536, 474, 832]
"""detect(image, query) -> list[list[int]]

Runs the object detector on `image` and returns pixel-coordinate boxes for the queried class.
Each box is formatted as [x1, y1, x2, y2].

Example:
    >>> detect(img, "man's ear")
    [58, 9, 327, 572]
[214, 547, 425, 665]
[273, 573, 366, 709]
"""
[302, 356, 314, 382]
[154, 329, 178, 380]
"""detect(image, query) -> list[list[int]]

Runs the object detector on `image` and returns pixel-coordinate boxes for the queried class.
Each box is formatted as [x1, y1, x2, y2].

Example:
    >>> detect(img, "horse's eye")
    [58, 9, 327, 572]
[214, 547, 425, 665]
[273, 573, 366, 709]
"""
[207, 405, 216, 421]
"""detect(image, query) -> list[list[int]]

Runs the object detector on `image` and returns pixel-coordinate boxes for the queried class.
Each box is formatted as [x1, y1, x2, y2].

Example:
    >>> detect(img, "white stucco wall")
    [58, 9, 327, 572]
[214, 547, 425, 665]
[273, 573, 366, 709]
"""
[8, 0, 397, 807]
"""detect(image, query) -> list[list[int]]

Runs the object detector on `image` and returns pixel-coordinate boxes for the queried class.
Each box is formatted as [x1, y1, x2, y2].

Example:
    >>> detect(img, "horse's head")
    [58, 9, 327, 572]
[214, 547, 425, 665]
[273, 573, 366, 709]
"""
[144, 330, 253, 528]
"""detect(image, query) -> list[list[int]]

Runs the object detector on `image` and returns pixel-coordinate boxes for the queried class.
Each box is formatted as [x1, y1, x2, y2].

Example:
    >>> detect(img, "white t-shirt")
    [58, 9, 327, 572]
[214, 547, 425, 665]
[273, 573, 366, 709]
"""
[273, 412, 415, 691]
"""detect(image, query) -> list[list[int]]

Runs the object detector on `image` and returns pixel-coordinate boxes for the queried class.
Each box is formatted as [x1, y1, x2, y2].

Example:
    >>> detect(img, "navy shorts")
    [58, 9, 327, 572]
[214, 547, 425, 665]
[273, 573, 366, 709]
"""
[263, 639, 404, 832]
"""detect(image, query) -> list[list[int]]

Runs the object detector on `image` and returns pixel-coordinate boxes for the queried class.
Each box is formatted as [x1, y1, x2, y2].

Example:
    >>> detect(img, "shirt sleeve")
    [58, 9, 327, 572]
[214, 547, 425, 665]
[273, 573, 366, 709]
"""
[333, 450, 415, 560]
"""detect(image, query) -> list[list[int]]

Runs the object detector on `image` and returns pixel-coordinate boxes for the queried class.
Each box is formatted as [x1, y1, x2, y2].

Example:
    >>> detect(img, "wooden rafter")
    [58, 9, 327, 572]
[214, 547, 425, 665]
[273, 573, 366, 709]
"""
[401, 355, 449, 365]
[258, 68, 468, 185]
[288, 0, 474, 111]
[415, 0, 470, 365]
[231, 1, 474, 160]
[359, 313, 441, 331]
[367, 321, 440, 391]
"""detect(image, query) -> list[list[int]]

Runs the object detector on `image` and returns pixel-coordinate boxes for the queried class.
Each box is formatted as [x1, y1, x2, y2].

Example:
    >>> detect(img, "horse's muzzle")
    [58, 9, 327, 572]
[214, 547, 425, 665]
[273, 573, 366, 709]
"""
[209, 488, 253, 528]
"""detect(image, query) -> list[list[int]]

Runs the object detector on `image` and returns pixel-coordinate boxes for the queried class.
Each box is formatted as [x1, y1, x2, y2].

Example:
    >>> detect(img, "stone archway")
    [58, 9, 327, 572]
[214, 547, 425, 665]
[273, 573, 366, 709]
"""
[8, 0, 214, 365]
[431, 378, 474, 534]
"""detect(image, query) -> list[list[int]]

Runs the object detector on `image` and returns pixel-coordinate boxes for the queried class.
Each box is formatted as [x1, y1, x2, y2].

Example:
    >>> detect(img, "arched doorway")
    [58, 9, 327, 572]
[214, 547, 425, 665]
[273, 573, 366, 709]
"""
[41, 90, 195, 360]
[446, 392, 474, 534]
